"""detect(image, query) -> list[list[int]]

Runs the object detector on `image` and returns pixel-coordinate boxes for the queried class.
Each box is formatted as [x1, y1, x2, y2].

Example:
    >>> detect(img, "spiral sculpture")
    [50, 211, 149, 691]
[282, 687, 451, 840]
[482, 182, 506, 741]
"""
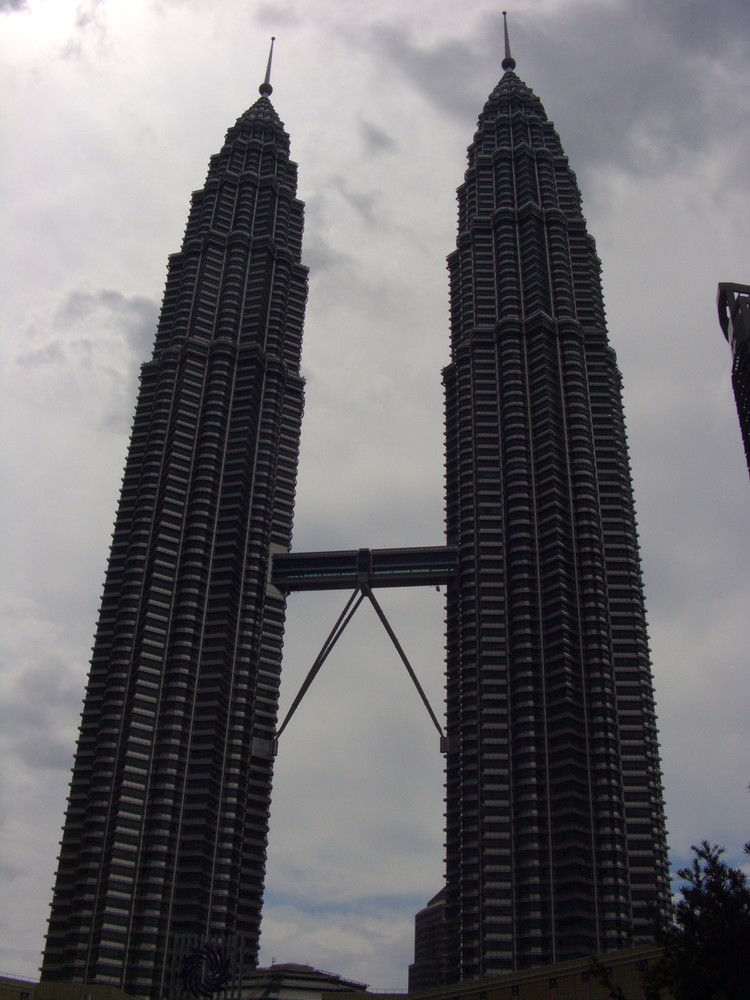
[180, 944, 231, 998]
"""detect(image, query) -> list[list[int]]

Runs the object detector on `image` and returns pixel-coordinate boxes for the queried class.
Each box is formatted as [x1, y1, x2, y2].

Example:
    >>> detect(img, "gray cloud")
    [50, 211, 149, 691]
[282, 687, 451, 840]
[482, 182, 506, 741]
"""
[365, 5, 750, 196]
[2, 0, 749, 987]
[16, 340, 66, 369]
[0, 609, 85, 775]
[512, 4, 750, 193]
[259, 900, 417, 988]
[254, 1, 303, 30]
[58, 288, 157, 358]
[360, 119, 397, 155]
[634, 0, 750, 53]
[16, 289, 156, 371]
[13, 288, 158, 432]
[302, 233, 353, 279]
[367, 23, 481, 122]
[62, 0, 109, 59]
[14, 731, 76, 772]
[329, 174, 378, 225]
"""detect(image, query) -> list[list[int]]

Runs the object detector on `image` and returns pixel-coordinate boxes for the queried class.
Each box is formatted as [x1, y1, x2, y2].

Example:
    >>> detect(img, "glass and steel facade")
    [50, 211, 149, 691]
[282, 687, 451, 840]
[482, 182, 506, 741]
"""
[41, 92, 307, 998]
[442, 63, 669, 979]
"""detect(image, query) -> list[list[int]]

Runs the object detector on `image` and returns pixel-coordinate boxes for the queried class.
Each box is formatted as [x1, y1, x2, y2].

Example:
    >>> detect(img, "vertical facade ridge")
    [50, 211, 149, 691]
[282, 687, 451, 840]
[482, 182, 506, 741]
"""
[41, 91, 307, 999]
[442, 67, 669, 981]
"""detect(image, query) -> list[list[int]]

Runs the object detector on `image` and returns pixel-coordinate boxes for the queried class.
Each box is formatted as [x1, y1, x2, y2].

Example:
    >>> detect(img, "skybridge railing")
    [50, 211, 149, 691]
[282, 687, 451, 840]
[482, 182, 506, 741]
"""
[271, 545, 457, 593]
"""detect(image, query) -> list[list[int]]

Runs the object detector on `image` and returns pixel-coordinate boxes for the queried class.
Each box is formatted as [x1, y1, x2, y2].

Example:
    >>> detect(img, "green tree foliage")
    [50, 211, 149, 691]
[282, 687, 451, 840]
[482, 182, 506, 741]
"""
[649, 841, 750, 999]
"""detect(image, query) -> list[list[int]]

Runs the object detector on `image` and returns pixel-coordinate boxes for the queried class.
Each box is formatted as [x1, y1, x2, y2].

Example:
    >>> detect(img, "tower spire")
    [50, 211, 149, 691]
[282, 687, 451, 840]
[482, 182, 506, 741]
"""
[259, 36, 275, 96]
[501, 11, 516, 72]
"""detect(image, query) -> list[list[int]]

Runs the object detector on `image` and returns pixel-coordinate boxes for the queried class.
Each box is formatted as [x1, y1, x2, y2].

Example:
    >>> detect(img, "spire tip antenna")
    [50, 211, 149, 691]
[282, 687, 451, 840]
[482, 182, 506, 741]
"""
[259, 36, 275, 96]
[502, 11, 516, 72]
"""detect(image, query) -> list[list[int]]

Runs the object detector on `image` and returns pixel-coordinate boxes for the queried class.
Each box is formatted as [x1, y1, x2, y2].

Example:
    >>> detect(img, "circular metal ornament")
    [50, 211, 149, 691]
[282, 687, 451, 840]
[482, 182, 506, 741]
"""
[180, 944, 231, 998]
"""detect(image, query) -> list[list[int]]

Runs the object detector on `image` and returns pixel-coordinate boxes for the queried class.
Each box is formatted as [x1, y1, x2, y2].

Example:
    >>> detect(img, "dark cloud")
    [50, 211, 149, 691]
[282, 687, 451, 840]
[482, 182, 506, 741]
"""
[0, 0, 27, 12]
[302, 230, 354, 280]
[0, 659, 82, 729]
[635, 0, 750, 53]
[509, 5, 750, 192]
[367, 23, 481, 123]
[15, 289, 158, 429]
[360, 120, 397, 155]
[0, 646, 83, 772]
[16, 289, 156, 371]
[58, 288, 157, 359]
[366, 6, 750, 195]
[16, 340, 66, 370]
[14, 732, 75, 772]
[301, 190, 411, 314]
[254, 1, 303, 30]
[329, 174, 378, 224]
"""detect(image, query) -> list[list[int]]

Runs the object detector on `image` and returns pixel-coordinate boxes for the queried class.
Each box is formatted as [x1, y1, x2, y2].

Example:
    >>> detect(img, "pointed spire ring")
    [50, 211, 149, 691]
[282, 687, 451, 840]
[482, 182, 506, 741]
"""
[259, 36, 275, 96]
[501, 12, 516, 71]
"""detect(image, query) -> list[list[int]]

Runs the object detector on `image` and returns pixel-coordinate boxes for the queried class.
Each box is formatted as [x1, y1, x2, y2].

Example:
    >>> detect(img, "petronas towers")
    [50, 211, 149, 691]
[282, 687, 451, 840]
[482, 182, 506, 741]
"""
[442, 41, 668, 979]
[42, 28, 669, 998]
[42, 73, 307, 997]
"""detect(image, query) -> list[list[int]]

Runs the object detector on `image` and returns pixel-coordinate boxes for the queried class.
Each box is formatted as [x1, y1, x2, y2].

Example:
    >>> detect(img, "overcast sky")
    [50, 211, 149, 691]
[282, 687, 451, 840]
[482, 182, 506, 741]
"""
[1, 0, 749, 990]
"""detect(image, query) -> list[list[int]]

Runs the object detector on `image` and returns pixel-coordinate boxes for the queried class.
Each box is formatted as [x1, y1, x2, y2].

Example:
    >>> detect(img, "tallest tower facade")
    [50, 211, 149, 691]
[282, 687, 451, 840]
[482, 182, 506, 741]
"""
[42, 65, 307, 999]
[442, 34, 669, 979]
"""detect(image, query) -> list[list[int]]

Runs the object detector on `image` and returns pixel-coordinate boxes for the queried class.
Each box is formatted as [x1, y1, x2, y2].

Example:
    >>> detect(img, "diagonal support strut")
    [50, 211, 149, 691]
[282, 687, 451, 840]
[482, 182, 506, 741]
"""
[361, 584, 444, 740]
[275, 587, 366, 742]
[272, 584, 445, 754]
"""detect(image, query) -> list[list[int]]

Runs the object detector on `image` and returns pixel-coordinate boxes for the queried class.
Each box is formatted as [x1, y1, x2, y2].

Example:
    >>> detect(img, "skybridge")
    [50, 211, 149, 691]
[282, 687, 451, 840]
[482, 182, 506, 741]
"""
[271, 544, 458, 593]
[263, 545, 458, 756]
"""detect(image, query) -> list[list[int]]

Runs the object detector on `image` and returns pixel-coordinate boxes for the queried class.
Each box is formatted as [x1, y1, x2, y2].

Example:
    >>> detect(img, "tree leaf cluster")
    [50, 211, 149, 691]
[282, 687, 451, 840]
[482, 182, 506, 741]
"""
[648, 841, 750, 1000]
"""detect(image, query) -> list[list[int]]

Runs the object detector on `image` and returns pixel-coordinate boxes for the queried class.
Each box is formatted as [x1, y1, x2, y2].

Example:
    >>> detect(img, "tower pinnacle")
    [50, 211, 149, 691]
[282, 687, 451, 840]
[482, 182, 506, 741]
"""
[259, 36, 275, 96]
[501, 11, 516, 71]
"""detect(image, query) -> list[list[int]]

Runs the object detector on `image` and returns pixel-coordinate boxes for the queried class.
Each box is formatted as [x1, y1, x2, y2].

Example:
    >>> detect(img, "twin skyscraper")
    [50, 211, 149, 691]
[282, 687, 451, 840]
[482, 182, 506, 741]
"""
[41, 25, 670, 999]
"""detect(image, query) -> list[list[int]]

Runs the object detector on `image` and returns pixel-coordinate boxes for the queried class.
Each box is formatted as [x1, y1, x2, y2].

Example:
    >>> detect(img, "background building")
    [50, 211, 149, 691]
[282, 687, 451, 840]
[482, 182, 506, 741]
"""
[408, 889, 447, 992]
[41, 67, 308, 998]
[717, 283, 750, 476]
[440, 32, 669, 980]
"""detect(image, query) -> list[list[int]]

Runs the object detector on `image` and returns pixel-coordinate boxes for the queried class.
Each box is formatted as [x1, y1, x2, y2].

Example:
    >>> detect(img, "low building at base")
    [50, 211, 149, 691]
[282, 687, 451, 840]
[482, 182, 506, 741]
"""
[1, 964, 369, 1000]
[2, 947, 667, 1000]
[0, 975, 133, 1000]
[345, 945, 665, 1000]
[244, 963, 369, 999]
